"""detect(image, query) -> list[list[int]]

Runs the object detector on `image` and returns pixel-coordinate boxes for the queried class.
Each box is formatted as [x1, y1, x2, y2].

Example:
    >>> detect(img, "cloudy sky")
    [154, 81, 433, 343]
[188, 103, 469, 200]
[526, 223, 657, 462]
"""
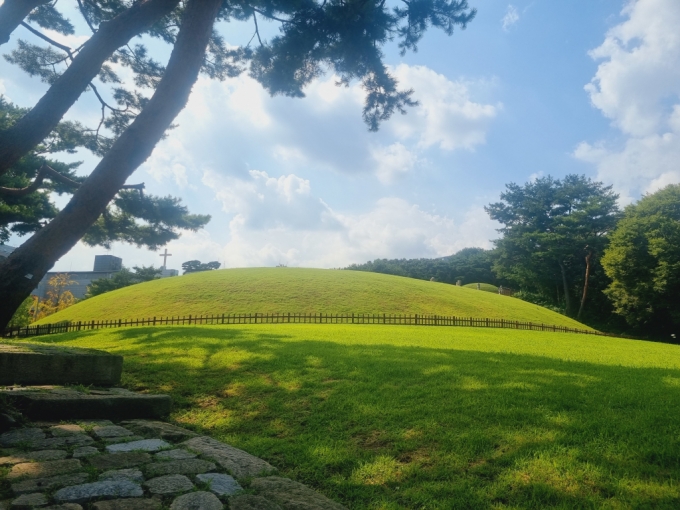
[2, 0, 679, 272]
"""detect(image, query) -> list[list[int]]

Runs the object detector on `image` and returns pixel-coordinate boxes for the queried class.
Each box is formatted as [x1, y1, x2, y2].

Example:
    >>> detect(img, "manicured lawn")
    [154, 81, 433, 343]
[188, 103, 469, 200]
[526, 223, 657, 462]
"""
[463, 283, 500, 293]
[30, 324, 680, 509]
[37, 268, 590, 330]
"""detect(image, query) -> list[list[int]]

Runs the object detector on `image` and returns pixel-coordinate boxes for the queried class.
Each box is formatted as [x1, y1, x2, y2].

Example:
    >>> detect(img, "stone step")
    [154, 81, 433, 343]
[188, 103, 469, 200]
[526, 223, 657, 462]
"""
[1, 387, 171, 420]
[0, 343, 122, 386]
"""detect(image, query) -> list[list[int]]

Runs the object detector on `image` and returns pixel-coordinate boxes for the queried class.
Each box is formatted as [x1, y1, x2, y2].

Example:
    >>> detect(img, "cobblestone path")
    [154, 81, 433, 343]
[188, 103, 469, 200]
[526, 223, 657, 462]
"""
[0, 420, 347, 509]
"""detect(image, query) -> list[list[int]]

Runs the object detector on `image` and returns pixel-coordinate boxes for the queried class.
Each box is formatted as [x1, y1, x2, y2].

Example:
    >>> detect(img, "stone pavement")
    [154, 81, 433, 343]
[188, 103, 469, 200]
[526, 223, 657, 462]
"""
[0, 420, 347, 509]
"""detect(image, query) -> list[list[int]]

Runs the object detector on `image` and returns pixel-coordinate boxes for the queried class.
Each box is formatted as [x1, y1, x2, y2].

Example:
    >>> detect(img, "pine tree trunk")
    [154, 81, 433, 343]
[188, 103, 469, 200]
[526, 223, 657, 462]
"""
[0, 0, 180, 177]
[0, 0, 222, 330]
[0, 0, 49, 45]
[559, 261, 571, 316]
[577, 251, 592, 321]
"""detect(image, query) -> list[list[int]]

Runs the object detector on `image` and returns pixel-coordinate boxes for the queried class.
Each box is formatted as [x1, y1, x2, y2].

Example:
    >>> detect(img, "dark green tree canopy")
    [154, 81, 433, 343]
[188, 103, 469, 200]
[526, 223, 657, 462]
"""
[486, 175, 620, 318]
[182, 260, 221, 274]
[346, 247, 499, 286]
[601, 184, 680, 339]
[86, 265, 163, 298]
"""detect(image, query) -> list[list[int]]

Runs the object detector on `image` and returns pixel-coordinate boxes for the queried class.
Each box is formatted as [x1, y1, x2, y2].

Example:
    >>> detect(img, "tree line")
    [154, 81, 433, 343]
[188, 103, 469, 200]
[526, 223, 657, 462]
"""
[349, 176, 680, 341]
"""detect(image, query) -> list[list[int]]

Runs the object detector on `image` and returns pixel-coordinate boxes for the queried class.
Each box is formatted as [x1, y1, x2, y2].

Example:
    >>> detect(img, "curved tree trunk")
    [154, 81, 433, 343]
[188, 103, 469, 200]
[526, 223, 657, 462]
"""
[577, 250, 592, 321]
[559, 261, 571, 316]
[0, 0, 48, 46]
[0, 0, 222, 330]
[0, 0, 180, 177]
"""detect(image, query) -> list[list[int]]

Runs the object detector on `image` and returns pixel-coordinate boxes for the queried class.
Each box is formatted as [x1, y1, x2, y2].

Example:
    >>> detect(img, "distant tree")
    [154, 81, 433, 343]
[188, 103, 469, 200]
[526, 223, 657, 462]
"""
[86, 265, 162, 298]
[601, 184, 680, 339]
[346, 247, 500, 286]
[34, 273, 77, 320]
[182, 260, 221, 274]
[486, 175, 620, 319]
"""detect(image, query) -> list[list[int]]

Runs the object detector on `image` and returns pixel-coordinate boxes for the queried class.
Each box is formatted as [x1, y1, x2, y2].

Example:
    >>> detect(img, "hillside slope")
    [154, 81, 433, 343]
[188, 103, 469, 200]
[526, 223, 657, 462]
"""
[38, 267, 590, 328]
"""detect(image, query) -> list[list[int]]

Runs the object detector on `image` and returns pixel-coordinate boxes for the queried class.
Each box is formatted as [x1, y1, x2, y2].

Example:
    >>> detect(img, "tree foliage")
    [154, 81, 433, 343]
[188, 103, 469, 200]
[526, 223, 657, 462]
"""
[182, 260, 221, 274]
[86, 265, 163, 298]
[486, 175, 620, 319]
[34, 273, 77, 321]
[346, 247, 499, 286]
[0, 97, 210, 248]
[0, 0, 477, 329]
[601, 184, 680, 339]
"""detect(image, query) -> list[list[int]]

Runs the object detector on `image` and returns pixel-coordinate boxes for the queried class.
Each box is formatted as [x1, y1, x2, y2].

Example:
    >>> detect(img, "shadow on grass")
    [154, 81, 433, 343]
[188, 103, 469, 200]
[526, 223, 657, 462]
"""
[41, 327, 680, 509]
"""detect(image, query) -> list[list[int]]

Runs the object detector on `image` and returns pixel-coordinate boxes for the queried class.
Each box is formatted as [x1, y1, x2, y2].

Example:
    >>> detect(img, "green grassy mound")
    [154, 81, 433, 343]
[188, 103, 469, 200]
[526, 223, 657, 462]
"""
[38, 268, 588, 329]
[25, 325, 680, 509]
[463, 282, 499, 293]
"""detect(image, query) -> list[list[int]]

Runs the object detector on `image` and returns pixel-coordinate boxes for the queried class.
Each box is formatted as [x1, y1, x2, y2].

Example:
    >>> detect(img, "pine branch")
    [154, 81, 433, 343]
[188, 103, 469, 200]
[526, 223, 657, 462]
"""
[0, 164, 144, 197]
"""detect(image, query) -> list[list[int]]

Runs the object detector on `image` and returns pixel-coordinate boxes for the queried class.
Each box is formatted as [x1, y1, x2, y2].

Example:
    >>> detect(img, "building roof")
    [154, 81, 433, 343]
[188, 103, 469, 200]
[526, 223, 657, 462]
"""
[0, 245, 16, 258]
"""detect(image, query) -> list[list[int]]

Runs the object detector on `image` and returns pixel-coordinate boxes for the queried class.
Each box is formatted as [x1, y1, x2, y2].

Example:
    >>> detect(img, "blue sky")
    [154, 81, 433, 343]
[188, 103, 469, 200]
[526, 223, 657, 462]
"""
[2, 0, 679, 272]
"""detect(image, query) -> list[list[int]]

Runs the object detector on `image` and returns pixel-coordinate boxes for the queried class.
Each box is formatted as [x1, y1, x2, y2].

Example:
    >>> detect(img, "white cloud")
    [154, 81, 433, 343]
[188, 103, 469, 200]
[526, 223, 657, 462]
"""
[389, 65, 500, 151]
[143, 64, 499, 186]
[502, 5, 520, 31]
[371, 143, 421, 184]
[576, 0, 680, 200]
[195, 170, 498, 268]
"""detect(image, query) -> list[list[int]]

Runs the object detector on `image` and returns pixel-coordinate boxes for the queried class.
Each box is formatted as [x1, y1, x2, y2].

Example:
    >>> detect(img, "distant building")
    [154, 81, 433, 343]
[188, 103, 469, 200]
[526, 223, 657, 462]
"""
[33, 255, 124, 301]
[0, 245, 16, 261]
[33, 254, 178, 300]
[161, 267, 179, 277]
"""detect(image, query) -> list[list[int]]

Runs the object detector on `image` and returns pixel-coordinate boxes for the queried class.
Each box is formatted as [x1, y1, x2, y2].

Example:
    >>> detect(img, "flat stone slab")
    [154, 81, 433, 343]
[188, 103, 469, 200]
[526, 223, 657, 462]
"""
[12, 473, 90, 495]
[0, 450, 66, 465]
[251, 477, 347, 510]
[143, 474, 194, 495]
[92, 500, 161, 510]
[0, 343, 122, 386]
[229, 495, 282, 510]
[31, 434, 94, 450]
[99, 469, 144, 484]
[87, 452, 151, 471]
[54, 480, 143, 504]
[94, 426, 134, 439]
[49, 425, 85, 437]
[154, 449, 196, 461]
[119, 421, 198, 441]
[106, 440, 170, 453]
[72, 447, 100, 458]
[196, 473, 242, 496]
[169, 492, 222, 510]
[144, 459, 216, 477]
[182, 436, 276, 479]
[0, 428, 45, 447]
[102, 436, 144, 444]
[7, 458, 82, 480]
[1, 389, 171, 420]
[11, 492, 48, 508]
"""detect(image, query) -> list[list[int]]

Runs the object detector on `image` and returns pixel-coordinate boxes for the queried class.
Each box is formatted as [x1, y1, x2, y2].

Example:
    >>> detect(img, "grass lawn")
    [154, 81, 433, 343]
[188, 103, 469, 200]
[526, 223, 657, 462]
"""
[37, 268, 589, 330]
[25, 324, 680, 509]
[463, 283, 500, 294]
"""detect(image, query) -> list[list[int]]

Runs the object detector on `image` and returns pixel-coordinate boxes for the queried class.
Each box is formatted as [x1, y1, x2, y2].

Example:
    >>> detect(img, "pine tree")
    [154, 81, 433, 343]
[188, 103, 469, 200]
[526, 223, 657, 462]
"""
[0, 0, 477, 328]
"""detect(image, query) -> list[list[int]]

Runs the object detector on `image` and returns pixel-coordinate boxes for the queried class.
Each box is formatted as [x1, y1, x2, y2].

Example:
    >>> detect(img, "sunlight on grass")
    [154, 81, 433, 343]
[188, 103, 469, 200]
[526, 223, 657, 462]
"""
[36, 267, 590, 330]
[21, 324, 680, 509]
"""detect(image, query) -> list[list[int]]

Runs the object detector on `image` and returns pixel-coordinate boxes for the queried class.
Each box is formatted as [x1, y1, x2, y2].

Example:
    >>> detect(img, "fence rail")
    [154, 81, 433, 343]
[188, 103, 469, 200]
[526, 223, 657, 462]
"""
[2, 312, 618, 339]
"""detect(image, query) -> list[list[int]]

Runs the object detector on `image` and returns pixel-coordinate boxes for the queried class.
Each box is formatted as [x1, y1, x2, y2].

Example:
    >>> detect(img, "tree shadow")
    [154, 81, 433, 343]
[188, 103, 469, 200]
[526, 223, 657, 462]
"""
[37, 327, 680, 509]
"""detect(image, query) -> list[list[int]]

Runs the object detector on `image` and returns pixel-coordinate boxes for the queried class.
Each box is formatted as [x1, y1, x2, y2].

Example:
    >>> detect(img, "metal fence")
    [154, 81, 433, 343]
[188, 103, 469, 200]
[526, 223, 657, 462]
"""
[2, 312, 618, 339]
